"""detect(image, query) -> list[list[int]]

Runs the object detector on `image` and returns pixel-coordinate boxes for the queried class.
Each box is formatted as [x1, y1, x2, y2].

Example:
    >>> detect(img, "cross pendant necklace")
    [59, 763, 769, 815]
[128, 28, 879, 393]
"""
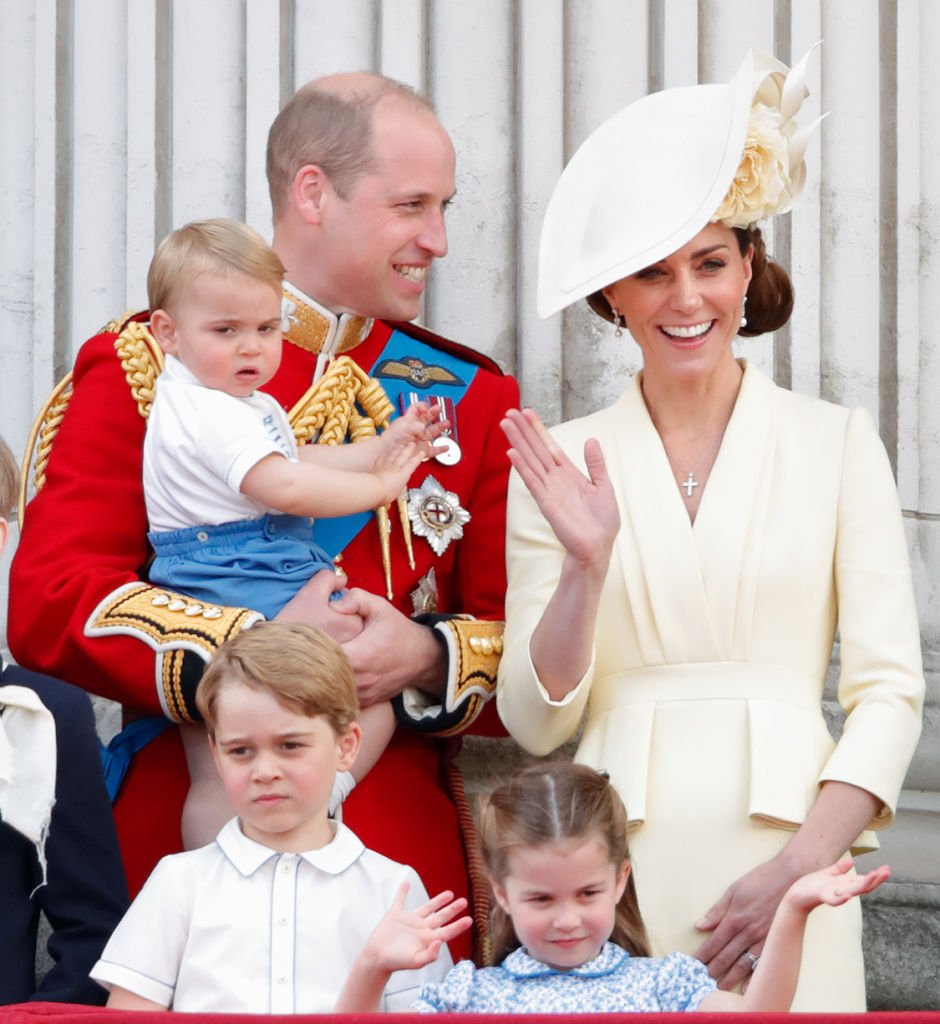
[675, 433, 722, 500]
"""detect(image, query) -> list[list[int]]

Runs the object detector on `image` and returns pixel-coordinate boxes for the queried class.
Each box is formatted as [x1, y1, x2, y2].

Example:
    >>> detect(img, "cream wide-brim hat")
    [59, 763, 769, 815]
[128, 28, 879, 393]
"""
[537, 48, 818, 320]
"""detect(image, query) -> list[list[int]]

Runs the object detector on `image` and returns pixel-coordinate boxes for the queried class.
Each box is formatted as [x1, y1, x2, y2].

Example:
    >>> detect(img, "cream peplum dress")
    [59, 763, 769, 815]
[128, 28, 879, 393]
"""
[498, 362, 924, 1010]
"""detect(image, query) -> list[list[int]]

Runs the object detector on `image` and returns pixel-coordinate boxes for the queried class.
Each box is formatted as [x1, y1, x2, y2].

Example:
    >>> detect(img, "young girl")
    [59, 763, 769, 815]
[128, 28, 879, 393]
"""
[338, 761, 889, 1013]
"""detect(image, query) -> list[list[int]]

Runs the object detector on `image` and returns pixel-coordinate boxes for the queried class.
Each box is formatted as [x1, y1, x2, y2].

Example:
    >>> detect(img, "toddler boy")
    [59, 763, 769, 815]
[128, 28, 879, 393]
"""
[142, 219, 442, 848]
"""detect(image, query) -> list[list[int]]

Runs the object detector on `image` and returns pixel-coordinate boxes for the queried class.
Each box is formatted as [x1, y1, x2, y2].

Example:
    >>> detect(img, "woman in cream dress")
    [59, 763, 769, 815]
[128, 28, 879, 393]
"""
[497, 50, 923, 1011]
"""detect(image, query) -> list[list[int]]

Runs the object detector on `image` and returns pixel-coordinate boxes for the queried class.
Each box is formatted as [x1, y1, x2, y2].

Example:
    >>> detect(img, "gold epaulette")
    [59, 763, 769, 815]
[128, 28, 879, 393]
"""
[17, 312, 160, 524]
[114, 317, 164, 419]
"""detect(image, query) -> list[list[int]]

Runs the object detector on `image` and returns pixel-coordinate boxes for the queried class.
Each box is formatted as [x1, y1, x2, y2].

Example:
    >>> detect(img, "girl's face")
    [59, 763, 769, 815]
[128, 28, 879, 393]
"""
[492, 834, 630, 971]
[602, 221, 751, 388]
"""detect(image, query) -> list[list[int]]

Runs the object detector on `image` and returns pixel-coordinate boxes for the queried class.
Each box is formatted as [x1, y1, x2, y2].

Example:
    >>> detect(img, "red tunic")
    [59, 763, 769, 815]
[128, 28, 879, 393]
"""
[9, 310, 518, 962]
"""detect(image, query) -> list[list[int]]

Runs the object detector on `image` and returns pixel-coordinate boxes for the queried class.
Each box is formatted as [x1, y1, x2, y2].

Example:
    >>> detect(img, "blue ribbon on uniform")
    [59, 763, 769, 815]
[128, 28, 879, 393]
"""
[99, 716, 174, 802]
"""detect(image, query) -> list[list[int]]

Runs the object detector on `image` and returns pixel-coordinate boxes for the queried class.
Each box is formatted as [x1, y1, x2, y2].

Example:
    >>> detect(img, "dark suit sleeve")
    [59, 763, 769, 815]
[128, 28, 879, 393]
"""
[29, 674, 130, 1004]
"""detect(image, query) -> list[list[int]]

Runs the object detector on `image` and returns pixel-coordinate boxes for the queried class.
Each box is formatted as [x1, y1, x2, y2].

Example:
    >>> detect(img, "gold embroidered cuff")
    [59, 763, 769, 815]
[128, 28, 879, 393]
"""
[85, 582, 263, 722]
[431, 617, 503, 736]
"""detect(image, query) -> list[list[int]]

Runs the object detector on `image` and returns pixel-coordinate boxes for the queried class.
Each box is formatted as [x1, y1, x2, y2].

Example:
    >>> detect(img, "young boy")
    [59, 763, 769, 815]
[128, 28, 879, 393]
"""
[91, 622, 470, 1012]
[142, 219, 442, 848]
[0, 436, 128, 1004]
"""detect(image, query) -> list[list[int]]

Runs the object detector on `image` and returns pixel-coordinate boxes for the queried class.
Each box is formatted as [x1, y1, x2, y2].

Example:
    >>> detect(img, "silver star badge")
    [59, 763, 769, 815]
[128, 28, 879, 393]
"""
[407, 476, 471, 557]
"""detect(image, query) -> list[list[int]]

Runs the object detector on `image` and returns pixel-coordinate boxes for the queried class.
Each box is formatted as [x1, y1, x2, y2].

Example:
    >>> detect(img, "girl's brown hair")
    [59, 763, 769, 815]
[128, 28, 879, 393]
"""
[478, 761, 650, 963]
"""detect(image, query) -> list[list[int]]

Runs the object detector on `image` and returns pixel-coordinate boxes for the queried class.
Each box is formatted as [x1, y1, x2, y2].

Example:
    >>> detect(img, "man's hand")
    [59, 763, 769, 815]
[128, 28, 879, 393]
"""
[274, 569, 364, 644]
[332, 588, 446, 705]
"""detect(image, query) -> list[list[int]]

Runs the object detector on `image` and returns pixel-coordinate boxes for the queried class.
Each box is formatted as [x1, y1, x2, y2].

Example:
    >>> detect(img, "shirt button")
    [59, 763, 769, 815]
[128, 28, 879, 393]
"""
[196, 531, 209, 542]
[279, 916, 288, 925]
[277, 977, 287, 985]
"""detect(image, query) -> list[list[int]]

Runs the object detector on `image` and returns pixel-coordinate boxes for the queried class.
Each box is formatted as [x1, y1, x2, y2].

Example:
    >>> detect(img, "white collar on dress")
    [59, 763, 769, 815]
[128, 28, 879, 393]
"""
[501, 941, 627, 978]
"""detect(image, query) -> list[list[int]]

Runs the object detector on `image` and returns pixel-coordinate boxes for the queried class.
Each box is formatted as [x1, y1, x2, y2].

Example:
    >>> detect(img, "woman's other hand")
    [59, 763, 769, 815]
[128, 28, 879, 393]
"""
[693, 855, 797, 991]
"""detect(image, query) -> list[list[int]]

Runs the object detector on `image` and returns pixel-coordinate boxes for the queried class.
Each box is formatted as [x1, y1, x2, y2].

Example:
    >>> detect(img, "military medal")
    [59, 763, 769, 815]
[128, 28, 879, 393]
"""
[402, 392, 462, 466]
[410, 567, 440, 615]
[407, 475, 470, 557]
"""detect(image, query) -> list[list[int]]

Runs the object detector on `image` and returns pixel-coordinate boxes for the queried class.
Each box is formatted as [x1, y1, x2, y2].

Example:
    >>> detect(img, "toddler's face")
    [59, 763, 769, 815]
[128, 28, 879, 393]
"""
[209, 680, 359, 852]
[491, 834, 629, 972]
[157, 271, 283, 397]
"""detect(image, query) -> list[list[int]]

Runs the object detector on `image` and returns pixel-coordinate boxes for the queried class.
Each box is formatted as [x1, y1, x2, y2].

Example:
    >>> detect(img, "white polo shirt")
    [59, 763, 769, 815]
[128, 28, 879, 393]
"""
[91, 818, 451, 1012]
[143, 355, 298, 532]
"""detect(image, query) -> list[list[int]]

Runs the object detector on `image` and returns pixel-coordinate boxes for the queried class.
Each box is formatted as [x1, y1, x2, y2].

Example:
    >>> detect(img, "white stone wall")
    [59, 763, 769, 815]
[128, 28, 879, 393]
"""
[1, 3, 938, 997]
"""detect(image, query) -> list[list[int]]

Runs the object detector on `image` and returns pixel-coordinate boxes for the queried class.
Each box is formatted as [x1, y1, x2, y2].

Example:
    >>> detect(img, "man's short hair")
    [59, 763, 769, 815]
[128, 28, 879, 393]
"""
[196, 622, 359, 738]
[266, 73, 434, 218]
[147, 218, 286, 312]
[0, 435, 18, 520]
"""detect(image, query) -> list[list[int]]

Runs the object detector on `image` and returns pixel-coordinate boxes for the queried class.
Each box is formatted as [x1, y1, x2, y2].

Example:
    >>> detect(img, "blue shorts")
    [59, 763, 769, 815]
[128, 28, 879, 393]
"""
[148, 514, 338, 619]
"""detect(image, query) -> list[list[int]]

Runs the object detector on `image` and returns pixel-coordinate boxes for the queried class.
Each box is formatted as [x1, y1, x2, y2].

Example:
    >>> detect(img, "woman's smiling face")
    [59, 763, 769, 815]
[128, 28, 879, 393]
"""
[602, 222, 752, 387]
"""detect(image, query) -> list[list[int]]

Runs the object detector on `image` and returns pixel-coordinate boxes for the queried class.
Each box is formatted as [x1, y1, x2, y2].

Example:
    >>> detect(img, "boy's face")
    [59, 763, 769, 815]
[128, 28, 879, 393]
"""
[152, 271, 283, 398]
[208, 679, 360, 852]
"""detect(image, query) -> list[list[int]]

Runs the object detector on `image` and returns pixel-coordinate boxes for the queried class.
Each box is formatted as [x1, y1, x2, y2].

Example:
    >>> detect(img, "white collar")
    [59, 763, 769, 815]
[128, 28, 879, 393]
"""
[215, 816, 366, 877]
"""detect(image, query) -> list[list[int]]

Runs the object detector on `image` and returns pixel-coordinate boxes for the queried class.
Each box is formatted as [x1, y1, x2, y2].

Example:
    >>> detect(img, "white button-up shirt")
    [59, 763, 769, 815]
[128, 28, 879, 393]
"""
[91, 818, 451, 1012]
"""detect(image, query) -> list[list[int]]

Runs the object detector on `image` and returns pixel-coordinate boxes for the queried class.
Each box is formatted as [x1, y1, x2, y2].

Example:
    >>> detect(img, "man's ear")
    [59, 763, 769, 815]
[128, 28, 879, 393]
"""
[292, 164, 333, 226]
[149, 308, 178, 355]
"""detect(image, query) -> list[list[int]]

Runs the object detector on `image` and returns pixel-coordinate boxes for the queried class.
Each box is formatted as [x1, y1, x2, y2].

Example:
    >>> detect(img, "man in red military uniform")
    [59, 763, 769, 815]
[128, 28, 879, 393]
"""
[9, 72, 518, 962]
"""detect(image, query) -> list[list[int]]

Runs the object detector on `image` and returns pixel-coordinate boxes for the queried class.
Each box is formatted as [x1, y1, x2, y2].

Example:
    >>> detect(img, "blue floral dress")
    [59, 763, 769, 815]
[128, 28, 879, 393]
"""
[412, 942, 716, 1013]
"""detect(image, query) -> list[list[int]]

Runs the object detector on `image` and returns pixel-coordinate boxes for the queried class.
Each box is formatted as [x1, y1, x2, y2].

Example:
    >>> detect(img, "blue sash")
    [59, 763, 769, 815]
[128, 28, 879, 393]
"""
[313, 329, 477, 557]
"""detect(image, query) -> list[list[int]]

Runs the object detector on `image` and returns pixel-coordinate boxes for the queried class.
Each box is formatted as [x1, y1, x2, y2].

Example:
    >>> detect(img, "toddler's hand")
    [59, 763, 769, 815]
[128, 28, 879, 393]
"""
[373, 441, 425, 504]
[382, 402, 449, 460]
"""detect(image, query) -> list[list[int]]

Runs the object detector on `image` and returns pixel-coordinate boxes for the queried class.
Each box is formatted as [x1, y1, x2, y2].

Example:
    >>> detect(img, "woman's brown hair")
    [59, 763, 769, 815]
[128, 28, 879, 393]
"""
[478, 761, 650, 964]
[735, 225, 794, 337]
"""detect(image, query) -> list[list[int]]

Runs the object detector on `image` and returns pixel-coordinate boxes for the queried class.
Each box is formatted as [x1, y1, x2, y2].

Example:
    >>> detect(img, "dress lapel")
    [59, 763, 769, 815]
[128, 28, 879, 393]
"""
[692, 362, 778, 660]
[602, 376, 719, 665]
[601, 362, 778, 665]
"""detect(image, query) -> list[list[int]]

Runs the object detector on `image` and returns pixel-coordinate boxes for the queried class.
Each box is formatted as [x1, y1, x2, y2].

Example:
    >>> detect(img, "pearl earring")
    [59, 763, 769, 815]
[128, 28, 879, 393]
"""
[612, 309, 624, 338]
[740, 295, 748, 328]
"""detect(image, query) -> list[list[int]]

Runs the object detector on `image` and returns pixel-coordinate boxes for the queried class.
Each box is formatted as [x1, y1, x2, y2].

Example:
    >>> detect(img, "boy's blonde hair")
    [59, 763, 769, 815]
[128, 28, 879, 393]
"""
[0, 436, 19, 520]
[148, 218, 286, 312]
[196, 622, 358, 738]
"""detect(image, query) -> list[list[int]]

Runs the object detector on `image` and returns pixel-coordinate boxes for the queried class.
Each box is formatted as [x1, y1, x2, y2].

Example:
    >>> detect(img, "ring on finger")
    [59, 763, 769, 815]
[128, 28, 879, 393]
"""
[741, 950, 760, 971]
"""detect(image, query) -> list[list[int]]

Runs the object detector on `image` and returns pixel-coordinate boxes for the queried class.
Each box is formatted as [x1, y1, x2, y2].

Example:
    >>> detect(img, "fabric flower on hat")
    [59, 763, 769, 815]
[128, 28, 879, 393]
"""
[714, 44, 822, 229]
[714, 103, 796, 227]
